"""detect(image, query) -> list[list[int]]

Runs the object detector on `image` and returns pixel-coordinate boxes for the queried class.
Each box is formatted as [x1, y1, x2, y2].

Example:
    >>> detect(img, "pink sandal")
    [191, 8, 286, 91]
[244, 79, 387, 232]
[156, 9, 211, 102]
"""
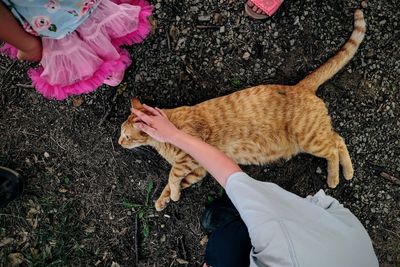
[245, 0, 283, 19]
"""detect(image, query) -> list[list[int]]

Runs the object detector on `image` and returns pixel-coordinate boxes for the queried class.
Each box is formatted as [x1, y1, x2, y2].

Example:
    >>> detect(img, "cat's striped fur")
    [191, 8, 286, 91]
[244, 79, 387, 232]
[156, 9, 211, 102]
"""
[119, 10, 366, 211]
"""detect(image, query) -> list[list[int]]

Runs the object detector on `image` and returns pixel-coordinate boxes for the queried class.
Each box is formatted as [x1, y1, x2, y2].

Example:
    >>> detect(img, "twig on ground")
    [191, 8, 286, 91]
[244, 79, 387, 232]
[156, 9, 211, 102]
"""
[151, 180, 160, 199]
[178, 236, 188, 261]
[2, 61, 16, 78]
[16, 83, 33, 89]
[381, 227, 400, 238]
[110, 151, 118, 167]
[366, 161, 385, 171]
[0, 61, 16, 90]
[184, 63, 199, 81]
[98, 89, 118, 126]
[134, 216, 139, 266]
[50, 136, 66, 150]
[0, 213, 30, 226]
[166, 32, 171, 51]
[380, 172, 400, 186]
[110, 138, 116, 153]
[196, 25, 221, 29]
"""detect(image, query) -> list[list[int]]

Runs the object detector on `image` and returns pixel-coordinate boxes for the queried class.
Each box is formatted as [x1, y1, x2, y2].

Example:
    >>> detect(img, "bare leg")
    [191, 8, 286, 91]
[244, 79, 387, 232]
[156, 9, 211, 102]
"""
[0, 2, 42, 61]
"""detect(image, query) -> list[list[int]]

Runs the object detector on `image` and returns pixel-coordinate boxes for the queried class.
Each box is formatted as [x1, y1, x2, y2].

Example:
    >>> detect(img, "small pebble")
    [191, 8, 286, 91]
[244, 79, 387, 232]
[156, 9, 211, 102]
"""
[198, 15, 211, 21]
[361, 1, 368, 8]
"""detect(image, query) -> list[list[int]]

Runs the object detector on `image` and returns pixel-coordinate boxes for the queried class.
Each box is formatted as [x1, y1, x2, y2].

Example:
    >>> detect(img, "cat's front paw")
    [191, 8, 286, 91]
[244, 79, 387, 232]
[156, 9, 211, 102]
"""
[170, 190, 181, 202]
[327, 175, 339, 188]
[155, 196, 170, 211]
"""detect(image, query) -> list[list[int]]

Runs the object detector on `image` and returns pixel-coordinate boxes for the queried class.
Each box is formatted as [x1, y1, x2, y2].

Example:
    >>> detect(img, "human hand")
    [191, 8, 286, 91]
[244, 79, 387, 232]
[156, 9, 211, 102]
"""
[131, 104, 180, 143]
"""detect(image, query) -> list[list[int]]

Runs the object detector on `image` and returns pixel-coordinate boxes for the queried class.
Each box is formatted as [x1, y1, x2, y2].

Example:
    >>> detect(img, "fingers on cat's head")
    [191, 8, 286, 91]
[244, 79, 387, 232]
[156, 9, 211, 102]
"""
[131, 98, 143, 110]
[130, 98, 153, 118]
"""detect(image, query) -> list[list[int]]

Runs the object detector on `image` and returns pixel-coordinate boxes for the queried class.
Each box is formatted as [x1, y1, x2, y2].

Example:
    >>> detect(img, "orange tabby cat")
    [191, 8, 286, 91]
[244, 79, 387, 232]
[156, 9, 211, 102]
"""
[119, 10, 366, 211]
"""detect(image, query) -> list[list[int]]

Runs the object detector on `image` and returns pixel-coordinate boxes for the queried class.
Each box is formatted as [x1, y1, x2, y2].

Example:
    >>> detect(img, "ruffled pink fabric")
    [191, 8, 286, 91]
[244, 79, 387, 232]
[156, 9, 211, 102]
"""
[30, 49, 131, 100]
[0, 43, 18, 59]
[112, 0, 153, 47]
[0, 0, 152, 100]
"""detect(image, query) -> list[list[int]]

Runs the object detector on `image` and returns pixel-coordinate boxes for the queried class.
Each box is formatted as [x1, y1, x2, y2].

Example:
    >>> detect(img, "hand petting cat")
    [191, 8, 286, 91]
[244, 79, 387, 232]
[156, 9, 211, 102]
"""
[132, 103, 241, 189]
[131, 104, 179, 144]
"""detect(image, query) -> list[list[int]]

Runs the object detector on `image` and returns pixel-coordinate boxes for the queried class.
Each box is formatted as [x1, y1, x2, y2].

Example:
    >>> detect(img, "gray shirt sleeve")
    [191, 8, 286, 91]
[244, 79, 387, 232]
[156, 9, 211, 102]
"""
[225, 172, 379, 267]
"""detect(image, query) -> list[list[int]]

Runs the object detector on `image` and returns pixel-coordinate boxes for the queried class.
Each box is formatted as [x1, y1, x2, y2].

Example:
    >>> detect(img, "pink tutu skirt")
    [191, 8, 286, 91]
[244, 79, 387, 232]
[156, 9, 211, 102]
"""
[0, 0, 152, 100]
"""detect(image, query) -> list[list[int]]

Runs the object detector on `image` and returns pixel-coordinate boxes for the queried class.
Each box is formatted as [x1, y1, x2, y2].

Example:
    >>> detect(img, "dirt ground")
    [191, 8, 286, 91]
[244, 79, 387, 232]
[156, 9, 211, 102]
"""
[0, 0, 399, 266]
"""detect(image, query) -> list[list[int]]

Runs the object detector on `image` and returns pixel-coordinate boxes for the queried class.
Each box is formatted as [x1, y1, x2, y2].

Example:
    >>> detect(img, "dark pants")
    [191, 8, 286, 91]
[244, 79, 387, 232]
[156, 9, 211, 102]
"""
[204, 211, 252, 267]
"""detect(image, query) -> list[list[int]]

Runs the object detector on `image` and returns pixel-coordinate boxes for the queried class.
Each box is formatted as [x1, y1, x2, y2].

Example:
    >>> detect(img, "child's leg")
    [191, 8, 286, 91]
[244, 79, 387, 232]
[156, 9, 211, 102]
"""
[0, 2, 42, 61]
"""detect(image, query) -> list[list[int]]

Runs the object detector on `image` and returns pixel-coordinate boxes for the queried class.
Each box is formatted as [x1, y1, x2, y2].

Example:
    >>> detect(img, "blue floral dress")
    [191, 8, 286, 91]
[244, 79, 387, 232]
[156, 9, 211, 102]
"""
[2, 0, 101, 39]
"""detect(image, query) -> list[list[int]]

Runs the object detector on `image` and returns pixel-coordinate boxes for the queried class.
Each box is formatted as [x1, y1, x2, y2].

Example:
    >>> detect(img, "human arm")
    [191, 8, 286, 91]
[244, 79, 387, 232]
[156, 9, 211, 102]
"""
[0, 2, 42, 61]
[132, 105, 241, 187]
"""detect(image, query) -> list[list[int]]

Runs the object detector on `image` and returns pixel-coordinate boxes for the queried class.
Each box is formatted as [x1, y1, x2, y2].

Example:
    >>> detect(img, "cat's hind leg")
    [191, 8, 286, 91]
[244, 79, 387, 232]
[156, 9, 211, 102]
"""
[334, 133, 354, 180]
[324, 150, 340, 188]
[303, 135, 340, 188]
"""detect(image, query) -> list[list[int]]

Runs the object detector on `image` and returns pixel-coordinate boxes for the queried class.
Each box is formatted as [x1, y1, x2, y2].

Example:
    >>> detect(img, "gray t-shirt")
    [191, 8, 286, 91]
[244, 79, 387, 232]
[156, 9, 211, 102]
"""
[225, 172, 379, 267]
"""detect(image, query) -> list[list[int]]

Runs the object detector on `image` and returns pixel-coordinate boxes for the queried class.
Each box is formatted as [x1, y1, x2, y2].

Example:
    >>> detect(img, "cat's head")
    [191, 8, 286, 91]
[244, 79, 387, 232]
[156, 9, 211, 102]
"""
[118, 98, 153, 149]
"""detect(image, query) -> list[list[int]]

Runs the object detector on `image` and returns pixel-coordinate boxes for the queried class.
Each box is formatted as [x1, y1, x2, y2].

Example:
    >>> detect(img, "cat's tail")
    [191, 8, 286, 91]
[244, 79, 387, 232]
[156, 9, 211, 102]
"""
[297, 9, 366, 92]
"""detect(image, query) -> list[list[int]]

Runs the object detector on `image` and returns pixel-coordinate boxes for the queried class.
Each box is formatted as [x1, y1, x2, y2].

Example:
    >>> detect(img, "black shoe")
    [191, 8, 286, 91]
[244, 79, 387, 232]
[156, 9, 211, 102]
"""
[201, 194, 240, 232]
[0, 167, 24, 208]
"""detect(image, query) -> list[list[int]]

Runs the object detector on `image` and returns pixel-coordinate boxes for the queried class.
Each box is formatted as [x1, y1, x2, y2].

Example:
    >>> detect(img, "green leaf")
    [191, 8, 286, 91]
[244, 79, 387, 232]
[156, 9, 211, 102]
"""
[122, 201, 141, 209]
[143, 224, 150, 237]
[138, 210, 145, 219]
[48, 24, 57, 32]
[231, 78, 241, 88]
[146, 181, 154, 195]
[145, 181, 154, 205]
[63, 177, 70, 185]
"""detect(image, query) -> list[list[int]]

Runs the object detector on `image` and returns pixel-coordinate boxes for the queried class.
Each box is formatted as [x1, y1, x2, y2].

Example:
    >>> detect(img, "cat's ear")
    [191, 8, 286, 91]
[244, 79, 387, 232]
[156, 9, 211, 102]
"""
[131, 98, 143, 111]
